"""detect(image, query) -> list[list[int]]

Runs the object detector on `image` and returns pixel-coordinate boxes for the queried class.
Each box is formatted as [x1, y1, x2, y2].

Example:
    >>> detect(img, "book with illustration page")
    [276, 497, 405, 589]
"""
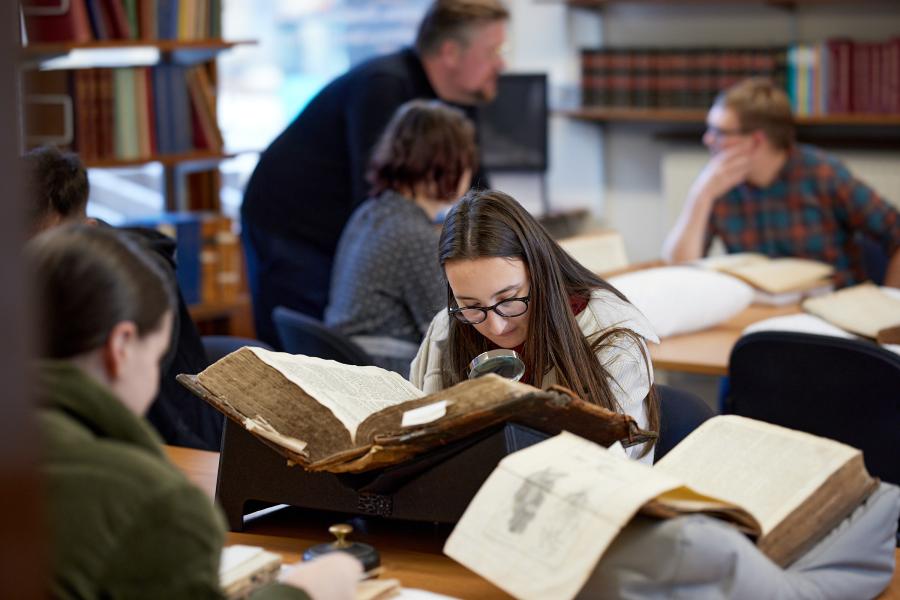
[444, 415, 876, 600]
[698, 253, 834, 296]
[802, 283, 900, 343]
[177, 346, 654, 473]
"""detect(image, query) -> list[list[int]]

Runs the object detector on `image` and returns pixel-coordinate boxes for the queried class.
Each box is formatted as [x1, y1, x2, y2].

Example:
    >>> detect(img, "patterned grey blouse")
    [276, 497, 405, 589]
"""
[325, 190, 446, 376]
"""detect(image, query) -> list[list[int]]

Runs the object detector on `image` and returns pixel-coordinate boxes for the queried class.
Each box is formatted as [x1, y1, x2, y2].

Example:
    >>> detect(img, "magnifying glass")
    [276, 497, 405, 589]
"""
[468, 349, 525, 382]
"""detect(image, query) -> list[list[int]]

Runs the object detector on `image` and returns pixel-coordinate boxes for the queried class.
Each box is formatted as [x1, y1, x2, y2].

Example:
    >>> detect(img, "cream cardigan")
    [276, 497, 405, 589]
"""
[409, 289, 660, 463]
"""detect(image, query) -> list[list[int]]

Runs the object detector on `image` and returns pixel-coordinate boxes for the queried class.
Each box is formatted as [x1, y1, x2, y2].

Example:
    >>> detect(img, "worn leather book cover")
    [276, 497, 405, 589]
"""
[177, 346, 655, 473]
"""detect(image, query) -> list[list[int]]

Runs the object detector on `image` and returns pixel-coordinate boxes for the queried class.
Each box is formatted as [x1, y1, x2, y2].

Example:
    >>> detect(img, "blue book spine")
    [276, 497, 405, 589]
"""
[173, 217, 201, 306]
[152, 65, 172, 154]
[157, 0, 177, 40]
[168, 65, 193, 153]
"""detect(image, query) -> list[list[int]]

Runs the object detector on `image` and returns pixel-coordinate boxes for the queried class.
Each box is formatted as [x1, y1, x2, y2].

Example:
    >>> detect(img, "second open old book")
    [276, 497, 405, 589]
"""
[698, 252, 834, 299]
[445, 415, 877, 600]
[177, 347, 653, 473]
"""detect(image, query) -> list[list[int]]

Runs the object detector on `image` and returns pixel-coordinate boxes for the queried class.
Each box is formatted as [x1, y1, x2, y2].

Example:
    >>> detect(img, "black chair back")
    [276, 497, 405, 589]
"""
[272, 306, 374, 366]
[654, 384, 715, 462]
[726, 331, 900, 485]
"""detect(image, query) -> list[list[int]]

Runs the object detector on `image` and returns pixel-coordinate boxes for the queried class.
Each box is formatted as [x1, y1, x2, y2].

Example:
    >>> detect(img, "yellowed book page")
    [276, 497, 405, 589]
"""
[727, 258, 834, 294]
[558, 231, 629, 274]
[654, 415, 859, 536]
[696, 252, 769, 271]
[444, 432, 682, 600]
[247, 347, 424, 442]
[802, 283, 900, 339]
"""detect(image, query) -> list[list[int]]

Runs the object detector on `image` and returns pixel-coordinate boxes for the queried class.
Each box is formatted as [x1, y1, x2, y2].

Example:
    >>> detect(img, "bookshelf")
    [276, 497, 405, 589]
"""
[19, 1, 254, 337]
[565, 0, 900, 136]
[22, 38, 253, 56]
[81, 150, 237, 169]
[562, 108, 900, 126]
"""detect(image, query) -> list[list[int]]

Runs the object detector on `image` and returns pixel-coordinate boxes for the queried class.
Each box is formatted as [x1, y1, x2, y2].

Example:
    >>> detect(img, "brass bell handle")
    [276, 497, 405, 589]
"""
[329, 523, 353, 549]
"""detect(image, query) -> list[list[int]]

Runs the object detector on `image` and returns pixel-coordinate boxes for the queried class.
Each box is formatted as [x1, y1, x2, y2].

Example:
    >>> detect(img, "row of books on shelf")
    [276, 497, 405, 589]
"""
[580, 47, 784, 110]
[788, 39, 900, 117]
[579, 39, 900, 115]
[23, 0, 221, 44]
[124, 213, 240, 307]
[25, 64, 222, 162]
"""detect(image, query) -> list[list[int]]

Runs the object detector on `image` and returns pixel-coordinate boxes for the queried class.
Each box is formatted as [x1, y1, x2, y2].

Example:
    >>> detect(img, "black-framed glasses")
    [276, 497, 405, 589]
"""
[705, 124, 747, 139]
[449, 296, 531, 325]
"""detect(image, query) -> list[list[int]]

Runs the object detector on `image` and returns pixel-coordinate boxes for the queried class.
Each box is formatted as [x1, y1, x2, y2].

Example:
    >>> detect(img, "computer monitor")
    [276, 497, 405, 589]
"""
[479, 73, 548, 172]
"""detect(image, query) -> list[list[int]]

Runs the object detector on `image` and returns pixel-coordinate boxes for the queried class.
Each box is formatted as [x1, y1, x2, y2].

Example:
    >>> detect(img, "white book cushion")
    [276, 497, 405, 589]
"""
[609, 267, 754, 338]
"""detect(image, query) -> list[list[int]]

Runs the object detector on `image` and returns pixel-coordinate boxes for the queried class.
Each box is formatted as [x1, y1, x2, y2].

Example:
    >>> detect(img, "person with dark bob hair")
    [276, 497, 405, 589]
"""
[31, 225, 361, 599]
[410, 190, 660, 461]
[325, 99, 476, 375]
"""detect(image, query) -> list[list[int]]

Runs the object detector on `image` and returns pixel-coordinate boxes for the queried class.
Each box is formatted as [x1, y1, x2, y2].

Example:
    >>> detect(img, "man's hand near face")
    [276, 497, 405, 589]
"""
[662, 137, 754, 263]
[694, 138, 754, 202]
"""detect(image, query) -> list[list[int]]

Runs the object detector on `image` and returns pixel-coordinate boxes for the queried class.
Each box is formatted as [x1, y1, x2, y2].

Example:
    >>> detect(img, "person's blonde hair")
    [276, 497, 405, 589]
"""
[415, 0, 509, 56]
[715, 77, 795, 150]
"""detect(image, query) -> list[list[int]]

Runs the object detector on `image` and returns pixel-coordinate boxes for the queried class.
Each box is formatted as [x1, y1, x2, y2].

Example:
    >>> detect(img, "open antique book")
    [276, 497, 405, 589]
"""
[803, 283, 900, 344]
[698, 253, 834, 300]
[445, 415, 876, 600]
[178, 347, 653, 473]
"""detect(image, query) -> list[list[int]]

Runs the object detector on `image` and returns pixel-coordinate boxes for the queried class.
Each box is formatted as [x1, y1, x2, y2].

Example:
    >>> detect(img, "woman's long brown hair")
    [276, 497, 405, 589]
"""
[438, 190, 658, 454]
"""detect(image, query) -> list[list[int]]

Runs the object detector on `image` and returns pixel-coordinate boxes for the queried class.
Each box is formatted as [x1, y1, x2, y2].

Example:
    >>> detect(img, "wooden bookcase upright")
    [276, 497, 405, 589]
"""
[19, 32, 255, 337]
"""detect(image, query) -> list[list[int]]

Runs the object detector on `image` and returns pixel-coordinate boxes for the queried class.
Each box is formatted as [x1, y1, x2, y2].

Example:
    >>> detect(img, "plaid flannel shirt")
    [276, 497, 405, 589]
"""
[704, 144, 900, 287]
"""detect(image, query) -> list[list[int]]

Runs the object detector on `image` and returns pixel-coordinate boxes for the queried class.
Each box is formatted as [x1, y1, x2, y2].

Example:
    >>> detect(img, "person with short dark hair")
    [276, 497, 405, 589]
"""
[23, 145, 91, 233]
[410, 189, 660, 462]
[241, 0, 509, 347]
[663, 77, 900, 288]
[325, 100, 477, 375]
[30, 225, 362, 599]
[23, 145, 223, 450]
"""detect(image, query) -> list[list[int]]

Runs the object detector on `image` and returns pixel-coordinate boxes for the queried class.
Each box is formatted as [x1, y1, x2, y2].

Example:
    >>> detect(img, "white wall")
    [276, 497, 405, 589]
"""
[492, 0, 604, 216]
[500, 1, 900, 261]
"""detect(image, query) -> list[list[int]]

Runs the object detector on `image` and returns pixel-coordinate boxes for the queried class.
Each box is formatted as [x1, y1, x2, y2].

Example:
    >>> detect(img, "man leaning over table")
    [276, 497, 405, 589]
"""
[662, 77, 900, 289]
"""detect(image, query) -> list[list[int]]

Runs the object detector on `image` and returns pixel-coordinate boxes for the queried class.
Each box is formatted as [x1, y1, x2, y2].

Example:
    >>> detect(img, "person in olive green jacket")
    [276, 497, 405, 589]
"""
[29, 225, 361, 600]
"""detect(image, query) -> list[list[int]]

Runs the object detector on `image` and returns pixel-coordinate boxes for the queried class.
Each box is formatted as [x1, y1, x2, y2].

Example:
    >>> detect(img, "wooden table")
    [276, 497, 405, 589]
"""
[649, 303, 801, 376]
[165, 446, 512, 599]
[166, 446, 900, 600]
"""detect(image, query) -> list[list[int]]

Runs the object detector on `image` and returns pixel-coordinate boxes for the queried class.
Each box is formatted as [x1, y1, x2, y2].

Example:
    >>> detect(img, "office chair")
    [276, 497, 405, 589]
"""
[201, 336, 273, 366]
[725, 331, 900, 486]
[271, 305, 374, 365]
[654, 384, 716, 462]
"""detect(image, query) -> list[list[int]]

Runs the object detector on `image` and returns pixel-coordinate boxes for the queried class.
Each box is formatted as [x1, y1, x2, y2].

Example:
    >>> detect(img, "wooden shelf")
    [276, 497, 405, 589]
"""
[83, 151, 236, 169]
[560, 107, 900, 126]
[21, 39, 254, 57]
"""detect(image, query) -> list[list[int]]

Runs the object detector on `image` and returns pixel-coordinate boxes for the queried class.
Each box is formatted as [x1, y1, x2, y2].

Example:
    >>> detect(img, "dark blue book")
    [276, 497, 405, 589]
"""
[157, 0, 178, 40]
[152, 65, 173, 154]
[85, 0, 109, 39]
[167, 65, 194, 153]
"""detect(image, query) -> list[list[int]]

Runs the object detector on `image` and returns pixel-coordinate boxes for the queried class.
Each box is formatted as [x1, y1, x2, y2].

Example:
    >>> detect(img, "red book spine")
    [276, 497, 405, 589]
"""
[24, 0, 93, 43]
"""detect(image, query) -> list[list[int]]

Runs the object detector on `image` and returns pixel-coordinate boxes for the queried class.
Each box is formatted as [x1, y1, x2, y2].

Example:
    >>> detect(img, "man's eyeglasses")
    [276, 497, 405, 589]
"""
[449, 296, 530, 325]
[705, 125, 747, 139]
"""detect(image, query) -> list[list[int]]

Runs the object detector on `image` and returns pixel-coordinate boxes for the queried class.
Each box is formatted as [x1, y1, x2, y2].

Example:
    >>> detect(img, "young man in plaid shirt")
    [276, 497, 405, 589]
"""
[663, 77, 900, 288]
